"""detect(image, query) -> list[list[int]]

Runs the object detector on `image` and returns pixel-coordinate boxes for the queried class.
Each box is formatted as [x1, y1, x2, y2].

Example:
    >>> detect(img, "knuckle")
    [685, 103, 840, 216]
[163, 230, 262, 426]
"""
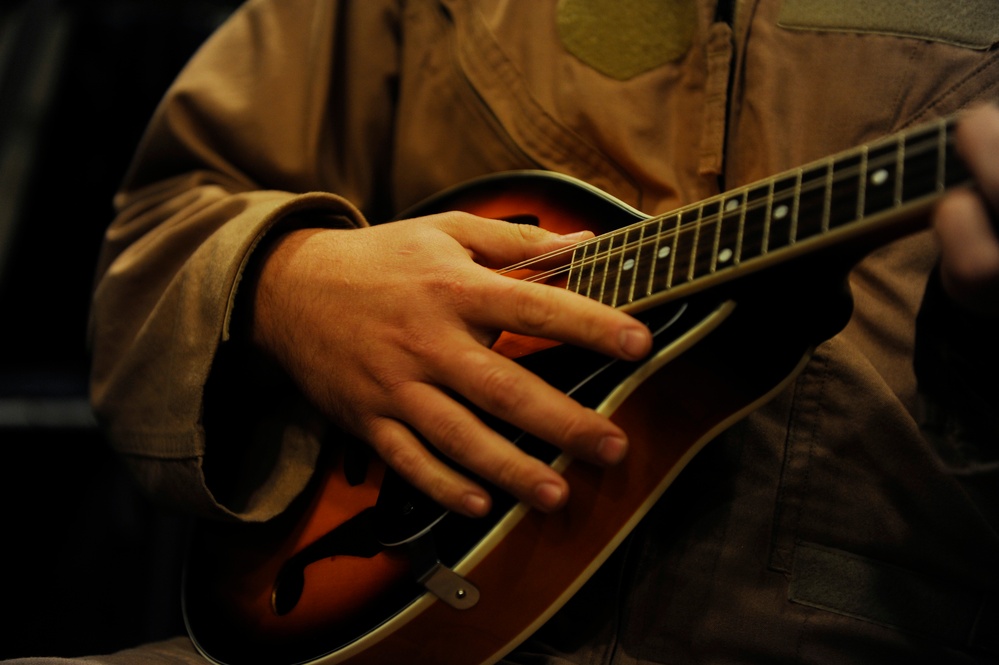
[515, 222, 547, 241]
[491, 454, 531, 495]
[398, 326, 439, 361]
[438, 209, 478, 227]
[936, 189, 973, 222]
[512, 284, 558, 332]
[368, 419, 468, 511]
[426, 268, 478, 312]
[555, 409, 592, 447]
[370, 423, 427, 478]
[474, 362, 525, 414]
[441, 278, 476, 314]
[428, 413, 478, 460]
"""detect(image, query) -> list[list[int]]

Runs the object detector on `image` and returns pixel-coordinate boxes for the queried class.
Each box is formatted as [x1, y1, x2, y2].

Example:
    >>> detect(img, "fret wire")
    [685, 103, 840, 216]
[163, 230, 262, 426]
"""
[571, 244, 581, 281]
[628, 221, 646, 303]
[565, 244, 579, 293]
[596, 234, 614, 304]
[894, 133, 905, 206]
[606, 231, 619, 307]
[665, 210, 682, 289]
[586, 242, 601, 298]
[566, 244, 579, 294]
[645, 215, 665, 297]
[735, 189, 747, 264]
[821, 159, 833, 233]
[568, 243, 583, 294]
[790, 169, 803, 245]
[708, 197, 746, 274]
[686, 204, 704, 283]
[610, 228, 629, 307]
[857, 145, 868, 221]
[584, 238, 598, 299]
[710, 199, 725, 272]
[763, 178, 774, 254]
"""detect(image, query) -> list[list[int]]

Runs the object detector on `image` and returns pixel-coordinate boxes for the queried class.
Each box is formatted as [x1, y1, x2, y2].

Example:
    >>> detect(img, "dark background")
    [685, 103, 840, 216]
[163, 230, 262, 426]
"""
[0, 0, 241, 658]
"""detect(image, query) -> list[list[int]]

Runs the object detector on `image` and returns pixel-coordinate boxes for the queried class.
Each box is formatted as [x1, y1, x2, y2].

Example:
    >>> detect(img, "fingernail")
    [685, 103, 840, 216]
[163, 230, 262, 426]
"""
[462, 493, 490, 517]
[534, 482, 566, 511]
[597, 435, 627, 464]
[619, 327, 648, 358]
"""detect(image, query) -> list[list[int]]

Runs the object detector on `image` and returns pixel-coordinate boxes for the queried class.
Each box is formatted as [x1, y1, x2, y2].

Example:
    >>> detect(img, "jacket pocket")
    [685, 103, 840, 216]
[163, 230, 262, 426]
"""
[777, 0, 999, 50]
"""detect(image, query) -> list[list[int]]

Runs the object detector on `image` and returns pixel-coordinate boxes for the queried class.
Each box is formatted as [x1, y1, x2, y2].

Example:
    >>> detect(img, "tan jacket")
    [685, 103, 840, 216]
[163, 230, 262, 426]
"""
[90, 0, 999, 660]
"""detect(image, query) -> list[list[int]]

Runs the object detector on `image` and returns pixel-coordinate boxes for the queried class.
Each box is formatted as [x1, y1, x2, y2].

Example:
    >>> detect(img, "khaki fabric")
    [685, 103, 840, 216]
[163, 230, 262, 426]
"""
[77, 0, 999, 662]
[557, 0, 699, 79]
[778, 0, 999, 49]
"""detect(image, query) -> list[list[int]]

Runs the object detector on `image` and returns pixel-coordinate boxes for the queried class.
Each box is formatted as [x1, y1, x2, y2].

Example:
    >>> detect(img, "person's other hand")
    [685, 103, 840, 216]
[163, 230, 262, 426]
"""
[933, 103, 999, 317]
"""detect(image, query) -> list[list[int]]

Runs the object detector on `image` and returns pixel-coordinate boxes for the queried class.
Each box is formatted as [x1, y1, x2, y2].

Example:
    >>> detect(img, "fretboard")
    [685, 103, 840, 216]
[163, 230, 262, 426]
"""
[565, 116, 971, 309]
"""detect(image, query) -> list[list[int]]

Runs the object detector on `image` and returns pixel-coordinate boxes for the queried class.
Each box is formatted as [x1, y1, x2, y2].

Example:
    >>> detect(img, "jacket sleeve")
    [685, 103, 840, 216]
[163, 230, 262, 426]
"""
[88, 0, 401, 522]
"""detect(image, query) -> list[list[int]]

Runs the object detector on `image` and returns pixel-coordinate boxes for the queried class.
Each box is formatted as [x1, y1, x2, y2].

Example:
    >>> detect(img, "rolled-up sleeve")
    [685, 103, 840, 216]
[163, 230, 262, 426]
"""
[88, 0, 401, 521]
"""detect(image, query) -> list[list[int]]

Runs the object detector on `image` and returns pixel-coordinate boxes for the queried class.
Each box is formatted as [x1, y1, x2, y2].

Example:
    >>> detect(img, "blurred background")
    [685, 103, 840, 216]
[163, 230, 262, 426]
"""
[0, 0, 240, 658]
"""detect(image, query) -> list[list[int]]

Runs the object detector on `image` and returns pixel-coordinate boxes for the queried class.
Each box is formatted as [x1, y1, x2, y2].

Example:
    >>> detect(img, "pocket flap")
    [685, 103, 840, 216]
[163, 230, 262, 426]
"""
[778, 0, 999, 50]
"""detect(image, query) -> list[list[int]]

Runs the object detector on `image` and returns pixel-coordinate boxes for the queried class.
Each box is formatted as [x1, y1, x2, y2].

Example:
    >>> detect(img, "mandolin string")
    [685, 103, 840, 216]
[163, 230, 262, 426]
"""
[503, 128, 949, 289]
[507, 121, 954, 284]
[509, 131, 944, 284]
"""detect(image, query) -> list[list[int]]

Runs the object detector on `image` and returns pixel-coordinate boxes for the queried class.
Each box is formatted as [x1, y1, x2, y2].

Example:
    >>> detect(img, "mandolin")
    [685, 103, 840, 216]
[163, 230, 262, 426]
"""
[183, 115, 970, 665]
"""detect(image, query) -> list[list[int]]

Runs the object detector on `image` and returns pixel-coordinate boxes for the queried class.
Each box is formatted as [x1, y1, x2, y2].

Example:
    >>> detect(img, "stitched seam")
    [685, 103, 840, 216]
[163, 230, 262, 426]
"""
[448, 0, 640, 199]
[886, 40, 920, 134]
[909, 55, 999, 125]
[776, 0, 999, 50]
[769, 349, 831, 573]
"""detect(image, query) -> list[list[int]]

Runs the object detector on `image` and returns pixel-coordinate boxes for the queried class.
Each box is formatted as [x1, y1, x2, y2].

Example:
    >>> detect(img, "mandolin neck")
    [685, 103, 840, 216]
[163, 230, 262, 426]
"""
[566, 116, 970, 310]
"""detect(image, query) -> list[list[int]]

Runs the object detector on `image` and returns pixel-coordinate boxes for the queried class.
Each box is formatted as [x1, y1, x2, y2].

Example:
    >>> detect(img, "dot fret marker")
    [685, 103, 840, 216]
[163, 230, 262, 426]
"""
[870, 168, 889, 186]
